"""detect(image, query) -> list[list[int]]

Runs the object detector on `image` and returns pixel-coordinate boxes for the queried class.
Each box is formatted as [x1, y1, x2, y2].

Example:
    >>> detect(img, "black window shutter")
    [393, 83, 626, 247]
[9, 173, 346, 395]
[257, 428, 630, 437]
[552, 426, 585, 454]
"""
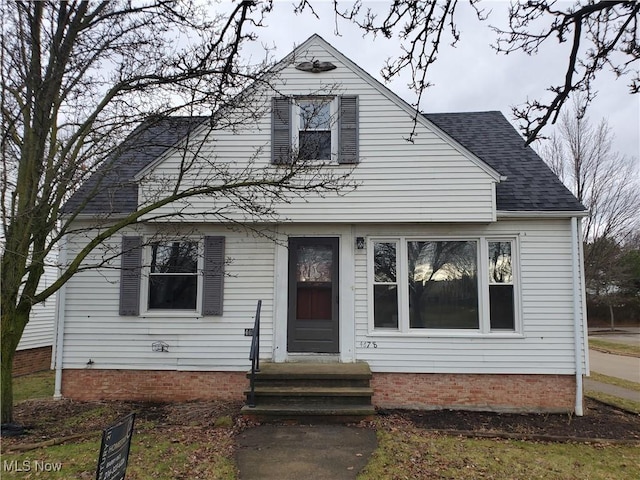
[272, 97, 291, 164]
[119, 236, 142, 316]
[202, 236, 225, 316]
[338, 95, 359, 164]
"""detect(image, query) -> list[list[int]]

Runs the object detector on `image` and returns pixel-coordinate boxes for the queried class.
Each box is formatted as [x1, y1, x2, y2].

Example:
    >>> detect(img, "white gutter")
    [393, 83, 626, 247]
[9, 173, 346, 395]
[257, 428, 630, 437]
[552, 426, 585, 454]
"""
[53, 236, 68, 400]
[497, 210, 589, 219]
[571, 216, 584, 416]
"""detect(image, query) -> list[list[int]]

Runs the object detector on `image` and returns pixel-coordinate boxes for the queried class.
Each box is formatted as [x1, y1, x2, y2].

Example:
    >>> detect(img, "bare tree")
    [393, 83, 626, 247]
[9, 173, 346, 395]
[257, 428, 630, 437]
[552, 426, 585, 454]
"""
[539, 97, 640, 329]
[0, 0, 351, 424]
[297, 0, 639, 143]
[539, 97, 640, 244]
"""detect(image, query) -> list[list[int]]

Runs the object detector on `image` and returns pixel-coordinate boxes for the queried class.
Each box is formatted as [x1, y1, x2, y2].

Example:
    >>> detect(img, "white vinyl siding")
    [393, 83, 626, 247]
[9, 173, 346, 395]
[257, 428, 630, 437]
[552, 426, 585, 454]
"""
[60, 218, 585, 376]
[17, 258, 57, 351]
[59, 222, 274, 371]
[138, 40, 498, 224]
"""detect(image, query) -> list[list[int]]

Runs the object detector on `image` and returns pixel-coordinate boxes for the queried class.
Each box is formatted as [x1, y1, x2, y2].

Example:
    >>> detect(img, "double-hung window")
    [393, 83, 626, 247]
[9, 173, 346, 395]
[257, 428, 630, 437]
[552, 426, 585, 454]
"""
[148, 241, 199, 310]
[370, 237, 519, 334]
[297, 98, 334, 161]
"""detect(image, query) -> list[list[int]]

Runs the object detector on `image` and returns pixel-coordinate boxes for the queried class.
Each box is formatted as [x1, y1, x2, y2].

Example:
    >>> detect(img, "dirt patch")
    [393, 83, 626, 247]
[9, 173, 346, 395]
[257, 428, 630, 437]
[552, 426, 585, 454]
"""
[1, 399, 245, 450]
[380, 399, 640, 442]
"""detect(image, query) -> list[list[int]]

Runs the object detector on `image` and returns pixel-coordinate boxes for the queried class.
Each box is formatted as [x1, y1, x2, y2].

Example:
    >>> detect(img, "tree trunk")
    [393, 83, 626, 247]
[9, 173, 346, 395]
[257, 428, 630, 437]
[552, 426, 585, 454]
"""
[609, 303, 615, 332]
[1, 343, 17, 425]
[1, 309, 30, 424]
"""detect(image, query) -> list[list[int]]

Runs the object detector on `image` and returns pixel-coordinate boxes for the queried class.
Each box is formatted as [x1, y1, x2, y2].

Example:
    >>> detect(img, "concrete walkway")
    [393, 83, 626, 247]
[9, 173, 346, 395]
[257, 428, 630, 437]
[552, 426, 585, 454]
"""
[236, 425, 377, 480]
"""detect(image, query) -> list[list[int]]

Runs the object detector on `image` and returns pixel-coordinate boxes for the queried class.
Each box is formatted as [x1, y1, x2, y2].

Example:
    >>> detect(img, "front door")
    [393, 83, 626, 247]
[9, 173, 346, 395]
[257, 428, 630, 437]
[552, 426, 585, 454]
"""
[287, 237, 339, 353]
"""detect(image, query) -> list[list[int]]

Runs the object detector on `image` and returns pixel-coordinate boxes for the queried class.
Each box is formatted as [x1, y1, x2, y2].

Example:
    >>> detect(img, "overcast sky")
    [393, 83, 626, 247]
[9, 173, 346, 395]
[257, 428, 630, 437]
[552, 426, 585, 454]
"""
[233, 0, 639, 162]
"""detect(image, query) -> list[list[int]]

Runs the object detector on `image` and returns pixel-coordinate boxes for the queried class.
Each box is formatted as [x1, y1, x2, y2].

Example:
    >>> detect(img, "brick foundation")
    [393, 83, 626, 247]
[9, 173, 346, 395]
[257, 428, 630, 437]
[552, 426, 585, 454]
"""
[61, 369, 576, 413]
[61, 369, 247, 402]
[13, 346, 53, 377]
[372, 373, 576, 413]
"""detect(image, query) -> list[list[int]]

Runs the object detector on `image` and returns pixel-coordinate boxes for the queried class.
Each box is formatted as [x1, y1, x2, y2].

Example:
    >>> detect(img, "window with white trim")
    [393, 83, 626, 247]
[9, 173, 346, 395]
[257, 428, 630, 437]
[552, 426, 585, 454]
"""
[369, 237, 519, 333]
[408, 240, 479, 329]
[488, 240, 515, 330]
[294, 97, 336, 161]
[373, 241, 399, 328]
[148, 241, 199, 310]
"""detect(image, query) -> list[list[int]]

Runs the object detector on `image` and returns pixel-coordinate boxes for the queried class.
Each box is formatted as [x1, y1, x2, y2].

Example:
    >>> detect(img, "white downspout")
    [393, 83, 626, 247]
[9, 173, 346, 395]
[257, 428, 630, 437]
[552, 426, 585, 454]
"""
[571, 217, 584, 416]
[53, 236, 67, 400]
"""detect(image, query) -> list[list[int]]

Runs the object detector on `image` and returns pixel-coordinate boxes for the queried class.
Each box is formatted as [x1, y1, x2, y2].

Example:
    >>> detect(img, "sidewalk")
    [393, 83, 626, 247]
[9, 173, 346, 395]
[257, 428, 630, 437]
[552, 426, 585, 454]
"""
[584, 378, 639, 402]
[236, 424, 377, 480]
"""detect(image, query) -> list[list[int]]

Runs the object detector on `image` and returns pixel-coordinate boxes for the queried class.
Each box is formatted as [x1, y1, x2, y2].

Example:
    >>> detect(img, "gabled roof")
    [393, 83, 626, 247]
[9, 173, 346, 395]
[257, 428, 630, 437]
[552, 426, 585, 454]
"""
[64, 116, 206, 215]
[64, 35, 584, 217]
[425, 112, 585, 212]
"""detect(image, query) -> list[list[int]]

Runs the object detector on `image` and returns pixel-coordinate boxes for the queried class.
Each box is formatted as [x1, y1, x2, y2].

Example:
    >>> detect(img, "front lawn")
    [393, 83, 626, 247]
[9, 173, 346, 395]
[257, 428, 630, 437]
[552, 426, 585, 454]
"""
[360, 417, 639, 480]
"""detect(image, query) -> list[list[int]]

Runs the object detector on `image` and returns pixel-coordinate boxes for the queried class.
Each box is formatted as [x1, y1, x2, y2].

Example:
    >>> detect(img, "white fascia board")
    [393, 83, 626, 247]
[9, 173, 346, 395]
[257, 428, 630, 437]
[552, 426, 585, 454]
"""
[497, 210, 589, 219]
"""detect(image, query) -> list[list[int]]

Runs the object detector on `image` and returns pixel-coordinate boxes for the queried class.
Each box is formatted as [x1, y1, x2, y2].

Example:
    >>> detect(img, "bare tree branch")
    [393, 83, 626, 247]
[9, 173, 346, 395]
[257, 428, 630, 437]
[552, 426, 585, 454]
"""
[494, 1, 640, 143]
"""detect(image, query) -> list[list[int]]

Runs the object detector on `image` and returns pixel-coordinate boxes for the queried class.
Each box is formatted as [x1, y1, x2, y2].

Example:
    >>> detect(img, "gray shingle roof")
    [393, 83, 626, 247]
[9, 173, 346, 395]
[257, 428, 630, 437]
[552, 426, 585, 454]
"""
[63, 116, 206, 215]
[65, 111, 584, 216]
[425, 111, 584, 212]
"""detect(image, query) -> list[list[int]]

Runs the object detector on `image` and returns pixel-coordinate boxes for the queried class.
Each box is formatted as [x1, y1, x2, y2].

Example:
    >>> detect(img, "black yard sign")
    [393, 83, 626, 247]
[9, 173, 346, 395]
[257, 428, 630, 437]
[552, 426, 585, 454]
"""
[96, 413, 135, 480]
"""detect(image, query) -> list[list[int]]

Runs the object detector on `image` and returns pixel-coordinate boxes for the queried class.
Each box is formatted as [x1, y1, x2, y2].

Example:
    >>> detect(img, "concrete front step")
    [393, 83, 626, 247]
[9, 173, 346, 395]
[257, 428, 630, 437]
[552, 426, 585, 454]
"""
[240, 404, 376, 423]
[246, 386, 373, 406]
[244, 361, 375, 422]
[247, 386, 374, 396]
[248, 361, 372, 379]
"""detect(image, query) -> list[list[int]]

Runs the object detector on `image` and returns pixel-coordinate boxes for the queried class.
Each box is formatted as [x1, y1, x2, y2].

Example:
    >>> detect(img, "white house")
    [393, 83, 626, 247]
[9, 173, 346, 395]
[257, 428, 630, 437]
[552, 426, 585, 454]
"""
[13, 258, 56, 376]
[54, 35, 589, 415]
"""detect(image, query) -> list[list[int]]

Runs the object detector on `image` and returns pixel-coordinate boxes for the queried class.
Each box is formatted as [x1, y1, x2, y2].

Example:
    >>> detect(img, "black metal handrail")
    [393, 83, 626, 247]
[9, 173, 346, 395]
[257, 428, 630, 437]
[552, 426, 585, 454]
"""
[248, 299, 262, 408]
